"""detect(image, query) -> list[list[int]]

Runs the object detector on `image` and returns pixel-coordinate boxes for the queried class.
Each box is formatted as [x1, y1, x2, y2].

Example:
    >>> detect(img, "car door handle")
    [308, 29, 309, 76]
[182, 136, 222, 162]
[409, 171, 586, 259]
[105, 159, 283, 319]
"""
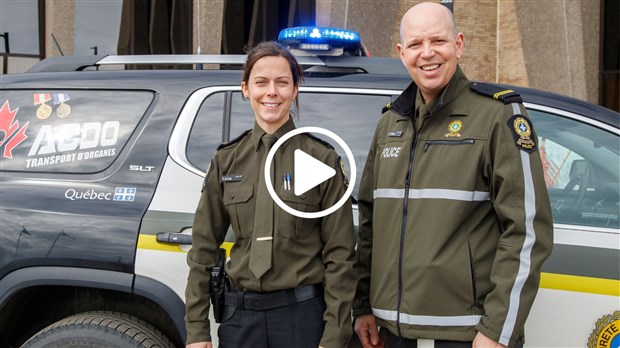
[156, 232, 192, 245]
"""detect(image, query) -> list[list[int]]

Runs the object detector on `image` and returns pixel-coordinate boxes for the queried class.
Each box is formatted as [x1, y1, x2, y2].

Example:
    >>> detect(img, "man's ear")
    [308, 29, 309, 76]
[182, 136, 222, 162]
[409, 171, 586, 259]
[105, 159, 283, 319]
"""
[396, 43, 405, 64]
[455, 32, 465, 61]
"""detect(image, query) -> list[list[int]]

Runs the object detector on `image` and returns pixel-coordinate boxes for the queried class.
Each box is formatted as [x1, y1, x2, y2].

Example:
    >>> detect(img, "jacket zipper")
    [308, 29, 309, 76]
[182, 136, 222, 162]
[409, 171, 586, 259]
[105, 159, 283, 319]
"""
[424, 138, 475, 151]
[396, 115, 426, 337]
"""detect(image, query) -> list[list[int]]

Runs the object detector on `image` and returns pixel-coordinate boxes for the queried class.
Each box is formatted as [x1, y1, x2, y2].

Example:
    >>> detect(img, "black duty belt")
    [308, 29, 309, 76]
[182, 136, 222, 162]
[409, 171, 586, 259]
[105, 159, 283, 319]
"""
[224, 284, 323, 311]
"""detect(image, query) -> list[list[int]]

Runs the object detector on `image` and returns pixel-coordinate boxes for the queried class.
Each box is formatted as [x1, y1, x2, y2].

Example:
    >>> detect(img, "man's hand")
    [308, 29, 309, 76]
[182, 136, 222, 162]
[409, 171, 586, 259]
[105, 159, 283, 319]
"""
[354, 314, 383, 348]
[186, 342, 212, 348]
[473, 332, 507, 348]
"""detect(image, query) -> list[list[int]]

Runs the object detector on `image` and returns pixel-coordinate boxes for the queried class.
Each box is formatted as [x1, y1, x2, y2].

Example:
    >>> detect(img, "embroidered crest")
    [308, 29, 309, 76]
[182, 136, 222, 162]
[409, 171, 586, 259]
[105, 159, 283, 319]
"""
[507, 115, 537, 153]
[445, 120, 462, 137]
[587, 311, 620, 348]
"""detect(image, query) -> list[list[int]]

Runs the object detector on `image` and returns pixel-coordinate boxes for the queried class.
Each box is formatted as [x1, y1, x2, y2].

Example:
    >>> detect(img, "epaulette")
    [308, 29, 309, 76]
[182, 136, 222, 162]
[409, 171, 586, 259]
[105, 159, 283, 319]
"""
[217, 129, 251, 150]
[469, 82, 523, 104]
[306, 132, 335, 150]
[382, 102, 392, 113]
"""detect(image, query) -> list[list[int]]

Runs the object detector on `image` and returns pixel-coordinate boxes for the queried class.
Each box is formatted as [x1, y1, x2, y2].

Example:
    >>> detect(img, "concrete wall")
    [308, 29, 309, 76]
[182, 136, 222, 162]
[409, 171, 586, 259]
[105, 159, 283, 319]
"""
[193, 0, 224, 55]
[45, 0, 75, 57]
[515, 0, 600, 103]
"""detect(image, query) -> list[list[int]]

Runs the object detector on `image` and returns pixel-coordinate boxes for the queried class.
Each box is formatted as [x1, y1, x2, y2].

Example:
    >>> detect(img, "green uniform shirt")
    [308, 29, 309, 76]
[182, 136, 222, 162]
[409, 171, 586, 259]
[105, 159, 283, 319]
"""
[186, 117, 356, 347]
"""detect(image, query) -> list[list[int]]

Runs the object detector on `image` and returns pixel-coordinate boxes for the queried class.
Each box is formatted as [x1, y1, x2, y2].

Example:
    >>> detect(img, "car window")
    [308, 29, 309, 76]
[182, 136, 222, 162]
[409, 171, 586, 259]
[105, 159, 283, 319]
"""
[529, 108, 620, 229]
[229, 91, 392, 198]
[186, 92, 226, 170]
[0, 91, 153, 173]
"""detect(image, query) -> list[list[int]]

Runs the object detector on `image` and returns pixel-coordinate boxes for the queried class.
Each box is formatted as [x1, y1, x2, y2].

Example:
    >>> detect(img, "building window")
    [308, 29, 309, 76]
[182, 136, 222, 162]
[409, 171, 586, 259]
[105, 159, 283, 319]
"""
[0, 0, 42, 74]
[75, 0, 123, 56]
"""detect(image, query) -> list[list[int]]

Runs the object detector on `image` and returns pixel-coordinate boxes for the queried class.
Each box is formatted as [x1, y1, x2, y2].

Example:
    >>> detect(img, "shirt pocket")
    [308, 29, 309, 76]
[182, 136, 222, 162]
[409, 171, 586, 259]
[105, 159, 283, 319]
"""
[223, 183, 254, 238]
[278, 189, 321, 239]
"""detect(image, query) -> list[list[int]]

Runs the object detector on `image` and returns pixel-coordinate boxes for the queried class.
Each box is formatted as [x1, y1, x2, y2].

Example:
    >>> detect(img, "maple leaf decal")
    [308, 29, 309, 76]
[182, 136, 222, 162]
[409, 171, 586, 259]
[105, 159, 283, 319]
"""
[0, 101, 29, 159]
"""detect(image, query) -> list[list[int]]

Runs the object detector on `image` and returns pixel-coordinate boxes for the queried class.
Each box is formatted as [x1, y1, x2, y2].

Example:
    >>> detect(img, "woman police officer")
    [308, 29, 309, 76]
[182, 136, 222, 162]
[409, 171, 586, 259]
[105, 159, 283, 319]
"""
[185, 41, 356, 348]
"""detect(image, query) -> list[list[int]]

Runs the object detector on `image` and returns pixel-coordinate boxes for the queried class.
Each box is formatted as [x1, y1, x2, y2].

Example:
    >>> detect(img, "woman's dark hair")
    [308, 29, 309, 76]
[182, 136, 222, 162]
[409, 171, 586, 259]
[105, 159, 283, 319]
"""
[242, 41, 304, 117]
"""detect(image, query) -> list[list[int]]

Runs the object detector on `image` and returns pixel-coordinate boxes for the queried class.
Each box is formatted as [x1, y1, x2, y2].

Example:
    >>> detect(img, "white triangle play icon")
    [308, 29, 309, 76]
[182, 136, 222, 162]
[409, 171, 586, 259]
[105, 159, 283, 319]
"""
[294, 149, 336, 196]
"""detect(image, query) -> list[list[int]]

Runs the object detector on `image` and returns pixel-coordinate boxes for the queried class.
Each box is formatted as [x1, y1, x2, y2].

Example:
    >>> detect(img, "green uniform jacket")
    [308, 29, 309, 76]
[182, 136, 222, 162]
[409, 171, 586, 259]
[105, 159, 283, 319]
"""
[353, 67, 554, 347]
[186, 118, 356, 348]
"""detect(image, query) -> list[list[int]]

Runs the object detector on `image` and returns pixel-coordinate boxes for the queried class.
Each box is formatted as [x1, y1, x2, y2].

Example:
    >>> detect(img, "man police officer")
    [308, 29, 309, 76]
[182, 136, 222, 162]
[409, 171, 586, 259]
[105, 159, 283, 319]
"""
[352, 3, 553, 348]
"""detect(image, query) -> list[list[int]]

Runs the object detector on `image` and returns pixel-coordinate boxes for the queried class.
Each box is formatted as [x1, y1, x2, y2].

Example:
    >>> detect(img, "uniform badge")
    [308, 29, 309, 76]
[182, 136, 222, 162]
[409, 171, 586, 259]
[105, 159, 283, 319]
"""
[507, 115, 537, 153]
[445, 120, 462, 137]
[222, 174, 244, 182]
[388, 130, 403, 137]
[588, 310, 619, 348]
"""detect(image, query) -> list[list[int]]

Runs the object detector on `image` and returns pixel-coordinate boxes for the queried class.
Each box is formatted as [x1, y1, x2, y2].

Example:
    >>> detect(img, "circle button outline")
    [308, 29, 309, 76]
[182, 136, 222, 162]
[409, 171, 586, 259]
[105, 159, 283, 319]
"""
[264, 126, 357, 219]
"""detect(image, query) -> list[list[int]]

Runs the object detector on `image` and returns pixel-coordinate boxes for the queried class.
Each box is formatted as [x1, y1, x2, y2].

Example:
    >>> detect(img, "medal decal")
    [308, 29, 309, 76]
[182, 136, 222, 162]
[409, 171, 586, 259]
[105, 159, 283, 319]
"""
[53, 93, 71, 118]
[33, 93, 52, 120]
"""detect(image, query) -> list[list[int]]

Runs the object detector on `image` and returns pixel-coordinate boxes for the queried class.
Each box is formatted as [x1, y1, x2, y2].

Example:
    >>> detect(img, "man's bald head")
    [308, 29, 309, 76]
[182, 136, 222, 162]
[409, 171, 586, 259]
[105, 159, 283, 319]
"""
[400, 2, 457, 44]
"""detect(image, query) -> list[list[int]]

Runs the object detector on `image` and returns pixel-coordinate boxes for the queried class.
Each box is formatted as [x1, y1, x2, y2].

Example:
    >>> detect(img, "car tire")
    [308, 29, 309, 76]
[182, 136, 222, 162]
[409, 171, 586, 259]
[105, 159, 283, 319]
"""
[21, 310, 175, 348]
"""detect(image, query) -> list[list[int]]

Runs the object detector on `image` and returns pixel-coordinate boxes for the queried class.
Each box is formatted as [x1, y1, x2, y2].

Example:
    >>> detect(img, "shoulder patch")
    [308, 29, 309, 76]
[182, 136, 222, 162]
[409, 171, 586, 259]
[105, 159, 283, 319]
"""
[217, 129, 251, 150]
[469, 82, 523, 104]
[306, 133, 334, 150]
[507, 115, 537, 153]
[382, 102, 392, 114]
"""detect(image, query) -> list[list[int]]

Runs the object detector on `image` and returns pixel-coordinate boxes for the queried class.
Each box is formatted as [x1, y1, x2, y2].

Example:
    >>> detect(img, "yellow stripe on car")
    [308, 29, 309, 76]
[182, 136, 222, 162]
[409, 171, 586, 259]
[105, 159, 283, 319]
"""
[138, 234, 233, 255]
[540, 272, 619, 297]
[137, 234, 619, 296]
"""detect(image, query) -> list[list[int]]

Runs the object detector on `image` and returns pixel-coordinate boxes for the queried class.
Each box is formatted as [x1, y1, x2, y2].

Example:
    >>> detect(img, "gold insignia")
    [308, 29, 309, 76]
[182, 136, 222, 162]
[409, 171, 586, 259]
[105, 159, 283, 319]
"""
[588, 311, 620, 348]
[493, 89, 515, 100]
[445, 120, 462, 137]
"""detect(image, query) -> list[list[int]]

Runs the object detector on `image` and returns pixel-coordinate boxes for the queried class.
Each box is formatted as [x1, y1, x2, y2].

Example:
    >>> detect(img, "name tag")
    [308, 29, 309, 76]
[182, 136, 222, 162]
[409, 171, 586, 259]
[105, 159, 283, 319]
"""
[388, 131, 403, 137]
[222, 175, 244, 182]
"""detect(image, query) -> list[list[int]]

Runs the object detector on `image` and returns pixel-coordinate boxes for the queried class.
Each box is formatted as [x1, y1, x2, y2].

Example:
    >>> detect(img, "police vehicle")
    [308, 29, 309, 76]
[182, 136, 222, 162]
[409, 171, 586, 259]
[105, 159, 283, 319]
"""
[0, 27, 618, 348]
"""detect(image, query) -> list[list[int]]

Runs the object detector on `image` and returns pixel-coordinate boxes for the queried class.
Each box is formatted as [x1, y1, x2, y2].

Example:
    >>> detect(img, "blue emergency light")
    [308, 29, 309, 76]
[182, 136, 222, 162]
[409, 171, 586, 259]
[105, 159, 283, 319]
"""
[278, 26, 367, 56]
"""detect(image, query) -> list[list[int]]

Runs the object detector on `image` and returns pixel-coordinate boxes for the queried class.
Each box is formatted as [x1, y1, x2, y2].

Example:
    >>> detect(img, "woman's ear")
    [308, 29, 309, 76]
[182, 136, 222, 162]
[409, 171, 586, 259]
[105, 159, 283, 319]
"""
[241, 81, 249, 98]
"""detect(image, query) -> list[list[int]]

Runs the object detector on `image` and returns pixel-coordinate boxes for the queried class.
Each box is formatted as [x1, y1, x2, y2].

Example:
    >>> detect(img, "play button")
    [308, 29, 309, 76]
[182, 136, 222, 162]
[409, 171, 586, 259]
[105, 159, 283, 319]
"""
[264, 127, 357, 219]
[294, 149, 336, 196]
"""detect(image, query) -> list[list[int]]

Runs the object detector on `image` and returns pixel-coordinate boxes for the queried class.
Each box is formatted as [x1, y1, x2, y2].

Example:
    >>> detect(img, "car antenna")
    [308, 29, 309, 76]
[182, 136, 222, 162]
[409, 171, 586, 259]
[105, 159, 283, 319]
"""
[51, 33, 65, 56]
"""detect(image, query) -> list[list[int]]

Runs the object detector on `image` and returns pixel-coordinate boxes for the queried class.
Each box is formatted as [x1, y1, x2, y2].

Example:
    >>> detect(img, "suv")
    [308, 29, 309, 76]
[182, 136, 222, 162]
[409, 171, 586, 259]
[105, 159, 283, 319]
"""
[1, 30, 618, 348]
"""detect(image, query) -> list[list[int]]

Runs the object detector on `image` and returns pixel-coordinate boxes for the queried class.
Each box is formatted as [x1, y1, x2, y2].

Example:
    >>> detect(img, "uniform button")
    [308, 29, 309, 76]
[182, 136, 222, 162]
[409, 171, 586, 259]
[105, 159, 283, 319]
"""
[229, 193, 234, 199]
[300, 194, 306, 199]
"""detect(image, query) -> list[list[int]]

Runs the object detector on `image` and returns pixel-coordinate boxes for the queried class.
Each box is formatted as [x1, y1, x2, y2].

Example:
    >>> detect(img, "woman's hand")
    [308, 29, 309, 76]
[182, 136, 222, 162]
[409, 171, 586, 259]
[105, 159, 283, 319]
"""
[186, 342, 212, 348]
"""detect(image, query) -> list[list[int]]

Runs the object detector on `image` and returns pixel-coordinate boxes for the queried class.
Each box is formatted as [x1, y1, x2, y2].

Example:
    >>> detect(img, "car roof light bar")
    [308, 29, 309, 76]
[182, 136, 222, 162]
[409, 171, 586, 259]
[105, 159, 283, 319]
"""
[278, 27, 361, 46]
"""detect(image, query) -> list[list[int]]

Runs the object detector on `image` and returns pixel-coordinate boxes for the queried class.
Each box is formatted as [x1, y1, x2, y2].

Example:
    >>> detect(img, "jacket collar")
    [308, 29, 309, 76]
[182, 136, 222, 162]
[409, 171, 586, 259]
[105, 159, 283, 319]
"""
[390, 65, 470, 118]
[251, 116, 296, 151]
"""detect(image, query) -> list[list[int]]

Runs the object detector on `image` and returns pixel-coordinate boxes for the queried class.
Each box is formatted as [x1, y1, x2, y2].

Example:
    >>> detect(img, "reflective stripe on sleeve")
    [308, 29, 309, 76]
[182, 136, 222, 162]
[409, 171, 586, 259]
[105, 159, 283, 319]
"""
[373, 308, 482, 326]
[374, 188, 490, 201]
[499, 136, 539, 345]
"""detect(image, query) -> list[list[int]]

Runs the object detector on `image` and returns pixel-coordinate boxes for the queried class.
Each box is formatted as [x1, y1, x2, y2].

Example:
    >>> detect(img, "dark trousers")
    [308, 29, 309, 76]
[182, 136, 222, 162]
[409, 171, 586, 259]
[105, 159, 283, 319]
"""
[218, 293, 326, 348]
